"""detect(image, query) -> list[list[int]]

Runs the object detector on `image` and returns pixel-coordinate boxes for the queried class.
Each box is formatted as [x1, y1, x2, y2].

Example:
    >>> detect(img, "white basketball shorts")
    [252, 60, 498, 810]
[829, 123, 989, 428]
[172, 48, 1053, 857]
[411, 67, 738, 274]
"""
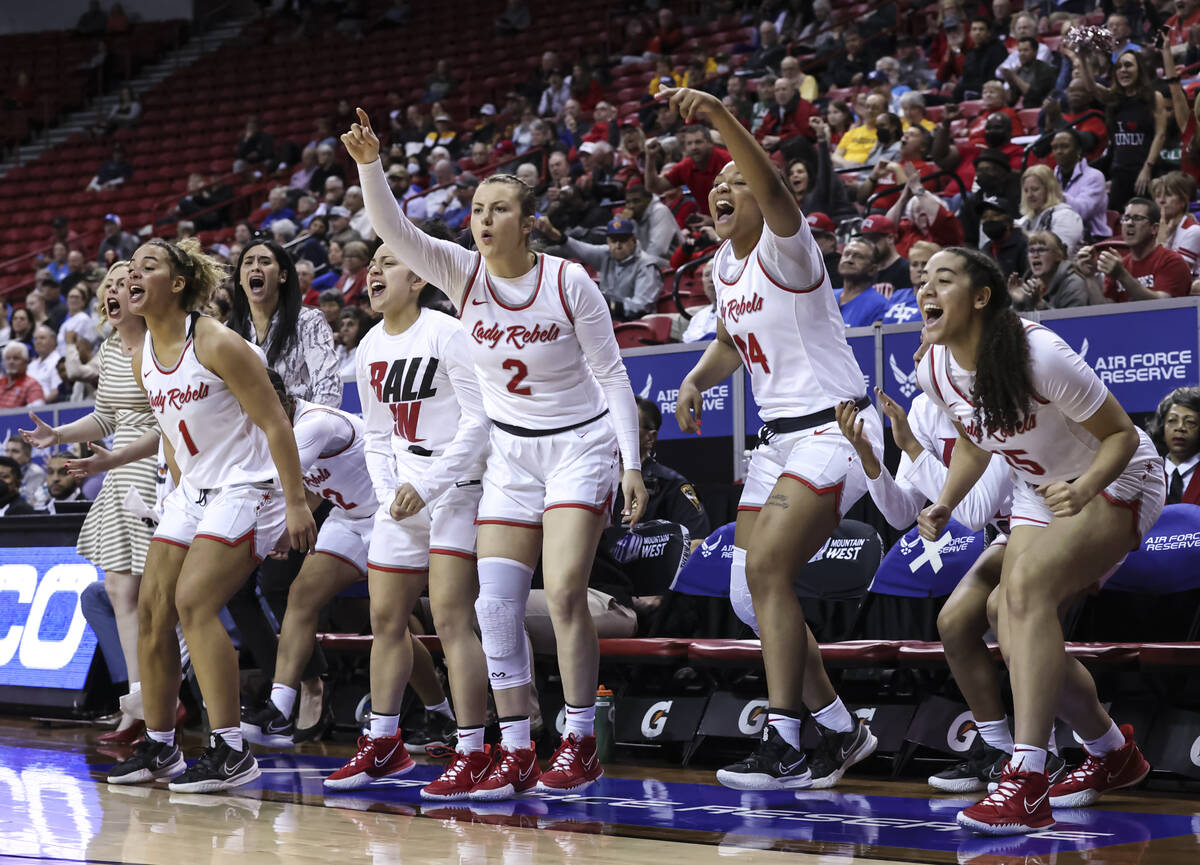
[367, 481, 482, 573]
[154, 477, 286, 563]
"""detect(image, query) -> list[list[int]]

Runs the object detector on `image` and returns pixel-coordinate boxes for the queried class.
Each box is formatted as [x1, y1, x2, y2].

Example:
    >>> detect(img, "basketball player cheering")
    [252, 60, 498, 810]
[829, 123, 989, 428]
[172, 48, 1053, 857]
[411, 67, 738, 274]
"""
[324, 243, 493, 797]
[106, 238, 317, 793]
[666, 86, 878, 791]
[915, 247, 1163, 834]
[839, 385, 1074, 791]
[344, 110, 646, 798]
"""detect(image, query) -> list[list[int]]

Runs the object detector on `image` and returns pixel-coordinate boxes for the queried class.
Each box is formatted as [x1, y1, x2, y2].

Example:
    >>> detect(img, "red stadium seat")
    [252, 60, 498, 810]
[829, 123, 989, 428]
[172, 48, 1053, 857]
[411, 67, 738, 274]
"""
[1138, 643, 1200, 666]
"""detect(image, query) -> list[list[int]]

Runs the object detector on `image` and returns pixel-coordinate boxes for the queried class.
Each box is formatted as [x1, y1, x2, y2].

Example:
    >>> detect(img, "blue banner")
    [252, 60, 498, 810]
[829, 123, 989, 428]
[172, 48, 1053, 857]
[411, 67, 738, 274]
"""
[0, 547, 99, 690]
[1040, 306, 1198, 412]
[880, 327, 924, 416]
[624, 348, 735, 440]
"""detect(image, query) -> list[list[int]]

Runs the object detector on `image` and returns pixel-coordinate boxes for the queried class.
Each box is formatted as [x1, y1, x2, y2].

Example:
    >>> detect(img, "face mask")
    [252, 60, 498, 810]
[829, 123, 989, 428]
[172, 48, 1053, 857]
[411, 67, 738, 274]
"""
[985, 129, 1008, 147]
[875, 127, 895, 146]
[981, 220, 1008, 241]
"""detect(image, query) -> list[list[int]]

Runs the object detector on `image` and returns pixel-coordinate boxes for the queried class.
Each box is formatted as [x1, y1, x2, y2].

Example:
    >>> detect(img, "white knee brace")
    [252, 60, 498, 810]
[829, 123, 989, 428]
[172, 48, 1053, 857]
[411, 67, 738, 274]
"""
[728, 546, 759, 635]
[475, 557, 534, 689]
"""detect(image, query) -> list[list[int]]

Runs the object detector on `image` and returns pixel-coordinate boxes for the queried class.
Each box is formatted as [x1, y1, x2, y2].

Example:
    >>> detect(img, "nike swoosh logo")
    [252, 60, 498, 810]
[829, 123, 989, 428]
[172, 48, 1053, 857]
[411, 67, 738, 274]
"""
[224, 754, 246, 775]
[518, 764, 534, 781]
[471, 299, 488, 306]
[780, 759, 804, 773]
[470, 766, 489, 783]
[1023, 788, 1050, 814]
[374, 743, 400, 767]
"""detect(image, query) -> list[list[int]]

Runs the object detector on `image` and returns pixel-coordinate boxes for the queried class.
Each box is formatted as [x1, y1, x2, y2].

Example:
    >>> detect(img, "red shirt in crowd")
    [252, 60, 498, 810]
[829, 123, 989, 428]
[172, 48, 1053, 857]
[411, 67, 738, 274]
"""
[335, 269, 369, 306]
[966, 107, 1020, 146]
[896, 206, 966, 257]
[0, 373, 45, 408]
[1103, 245, 1193, 302]
[664, 146, 731, 216]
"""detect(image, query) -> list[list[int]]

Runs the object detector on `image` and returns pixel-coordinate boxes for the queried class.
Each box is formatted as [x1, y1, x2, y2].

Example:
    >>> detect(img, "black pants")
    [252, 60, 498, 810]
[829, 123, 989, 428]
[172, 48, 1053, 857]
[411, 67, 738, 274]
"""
[228, 500, 333, 682]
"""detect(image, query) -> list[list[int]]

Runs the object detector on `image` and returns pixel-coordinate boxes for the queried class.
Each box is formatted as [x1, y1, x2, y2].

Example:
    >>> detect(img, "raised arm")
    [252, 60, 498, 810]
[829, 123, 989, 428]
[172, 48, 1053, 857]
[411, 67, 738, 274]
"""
[344, 108, 476, 308]
[662, 87, 800, 237]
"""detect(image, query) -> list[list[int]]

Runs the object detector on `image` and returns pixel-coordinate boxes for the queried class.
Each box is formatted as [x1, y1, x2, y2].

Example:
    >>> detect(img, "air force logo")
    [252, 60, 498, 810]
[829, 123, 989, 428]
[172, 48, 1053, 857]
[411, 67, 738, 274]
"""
[890, 353, 918, 398]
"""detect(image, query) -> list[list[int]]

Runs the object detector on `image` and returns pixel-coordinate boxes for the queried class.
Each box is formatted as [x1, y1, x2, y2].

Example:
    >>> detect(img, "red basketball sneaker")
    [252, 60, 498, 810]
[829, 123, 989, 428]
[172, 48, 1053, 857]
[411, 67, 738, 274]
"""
[469, 745, 540, 800]
[421, 748, 496, 801]
[1048, 724, 1149, 808]
[323, 734, 414, 790]
[957, 766, 1055, 836]
[538, 733, 603, 793]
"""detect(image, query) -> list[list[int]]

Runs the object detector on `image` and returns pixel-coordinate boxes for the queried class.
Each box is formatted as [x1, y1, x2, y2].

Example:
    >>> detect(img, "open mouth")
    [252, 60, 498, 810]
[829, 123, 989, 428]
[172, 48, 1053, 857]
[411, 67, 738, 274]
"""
[248, 275, 266, 292]
[369, 279, 386, 298]
[922, 303, 944, 323]
[479, 230, 494, 244]
[106, 298, 121, 315]
[714, 200, 734, 224]
[128, 285, 145, 303]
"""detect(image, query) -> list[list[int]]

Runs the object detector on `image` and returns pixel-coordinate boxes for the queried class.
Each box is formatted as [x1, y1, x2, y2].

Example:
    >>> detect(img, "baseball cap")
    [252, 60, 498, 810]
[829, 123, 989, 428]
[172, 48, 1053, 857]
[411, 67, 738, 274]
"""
[619, 116, 641, 128]
[329, 205, 351, 218]
[944, 13, 962, 28]
[434, 113, 452, 123]
[493, 139, 516, 155]
[104, 213, 121, 226]
[606, 217, 635, 237]
[973, 148, 1012, 170]
[579, 141, 598, 155]
[455, 172, 480, 188]
[976, 194, 1011, 215]
[859, 214, 896, 236]
[479, 103, 497, 116]
[387, 164, 409, 178]
[806, 212, 837, 234]
[865, 70, 890, 86]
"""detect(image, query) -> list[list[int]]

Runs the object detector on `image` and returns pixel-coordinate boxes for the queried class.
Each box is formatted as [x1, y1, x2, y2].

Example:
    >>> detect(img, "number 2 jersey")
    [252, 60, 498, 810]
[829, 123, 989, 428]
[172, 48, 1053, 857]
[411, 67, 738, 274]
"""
[918, 321, 1159, 485]
[357, 158, 641, 471]
[142, 317, 276, 490]
[713, 220, 867, 420]
[355, 307, 489, 505]
[292, 399, 377, 518]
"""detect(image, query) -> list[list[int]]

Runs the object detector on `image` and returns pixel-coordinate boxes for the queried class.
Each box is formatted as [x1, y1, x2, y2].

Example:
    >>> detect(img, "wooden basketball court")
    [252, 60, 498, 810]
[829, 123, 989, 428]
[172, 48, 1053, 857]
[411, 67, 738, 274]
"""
[2, 718, 1198, 865]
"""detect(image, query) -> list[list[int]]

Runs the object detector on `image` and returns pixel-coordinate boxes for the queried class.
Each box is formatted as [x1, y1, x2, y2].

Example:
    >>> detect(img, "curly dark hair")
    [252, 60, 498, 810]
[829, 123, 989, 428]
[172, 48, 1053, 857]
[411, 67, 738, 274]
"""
[945, 247, 1037, 436]
[1147, 386, 1200, 455]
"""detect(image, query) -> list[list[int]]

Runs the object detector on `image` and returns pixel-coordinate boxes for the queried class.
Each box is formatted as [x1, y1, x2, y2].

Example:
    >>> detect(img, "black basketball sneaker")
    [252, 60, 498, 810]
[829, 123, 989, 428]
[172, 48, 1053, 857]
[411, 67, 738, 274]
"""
[716, 726, 813, 790]
[168, 734, 261, 793]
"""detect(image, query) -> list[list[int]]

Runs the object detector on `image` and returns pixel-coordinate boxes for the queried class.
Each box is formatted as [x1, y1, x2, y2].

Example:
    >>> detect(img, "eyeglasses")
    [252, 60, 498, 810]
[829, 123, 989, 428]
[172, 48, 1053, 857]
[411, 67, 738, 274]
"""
[1120, 214, 1151, 223]
[1027, 246, 1052, 254]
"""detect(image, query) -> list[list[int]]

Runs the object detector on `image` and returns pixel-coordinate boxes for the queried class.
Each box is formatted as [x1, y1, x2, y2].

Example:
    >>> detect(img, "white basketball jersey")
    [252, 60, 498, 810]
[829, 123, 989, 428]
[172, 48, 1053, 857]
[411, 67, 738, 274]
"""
[142, 318, 275, 489]
[908, 393, 971, 471]
[458, 253, 608, 430]
[918, 321, 1158, 484]
[714, 222, 866, 420]
[356, 308, 481, 492]
[293, 399, 378, 519]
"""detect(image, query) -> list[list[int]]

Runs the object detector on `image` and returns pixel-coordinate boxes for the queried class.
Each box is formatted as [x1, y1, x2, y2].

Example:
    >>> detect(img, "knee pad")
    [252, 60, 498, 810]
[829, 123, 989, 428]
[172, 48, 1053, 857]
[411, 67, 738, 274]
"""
[474, 558, 533, 689]
[728, 546, 759, 635]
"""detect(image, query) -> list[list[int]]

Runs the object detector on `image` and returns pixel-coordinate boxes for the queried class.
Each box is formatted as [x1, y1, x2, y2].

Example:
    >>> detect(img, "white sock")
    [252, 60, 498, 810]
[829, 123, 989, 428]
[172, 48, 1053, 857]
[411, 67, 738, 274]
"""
[270, 683, 297, 718]
[370, 712, 400, 740]
[975, 718, 1014, 753]
[457, 725, 486, 754]
[1009, 744, 1047, 774]
[213, 726, 243, 751]
[425, 698, 454, 720]
[146, 728, 175, 747]
[563, 703, 596, 739]
[499, 716, 530, 751]
[1083, 721, 1126, 758]
[811, 697, 854, 734]
[766, 710, 804, 750]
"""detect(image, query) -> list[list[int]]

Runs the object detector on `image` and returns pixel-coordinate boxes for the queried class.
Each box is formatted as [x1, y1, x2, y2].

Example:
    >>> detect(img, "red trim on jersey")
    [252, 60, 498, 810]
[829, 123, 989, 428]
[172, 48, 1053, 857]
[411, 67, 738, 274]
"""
[941, 345, 975, 408]
[736, 505, 763, 512]
[485, 254, 544, 311]
[781, 472, 844, 516]
[151, 536, 190, 551]
[556, 259, 574, 324]
[756, 247, 826, 294]
[475, 517, 542, 528]
[458, 253, 484, 317]
[1100, 489, 1142, 543]
[429, 547, 477, 561]
[195, 529, 256, 549]
[1011, 515, 1051, 526]
[1021, 320, 1051, 404]
[714, 239, 750, 285]
[928, 347, 949, 407]
[151, 338, 193, 375]
[368, 562, 429, 574]
[314, 549, 366, 575]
